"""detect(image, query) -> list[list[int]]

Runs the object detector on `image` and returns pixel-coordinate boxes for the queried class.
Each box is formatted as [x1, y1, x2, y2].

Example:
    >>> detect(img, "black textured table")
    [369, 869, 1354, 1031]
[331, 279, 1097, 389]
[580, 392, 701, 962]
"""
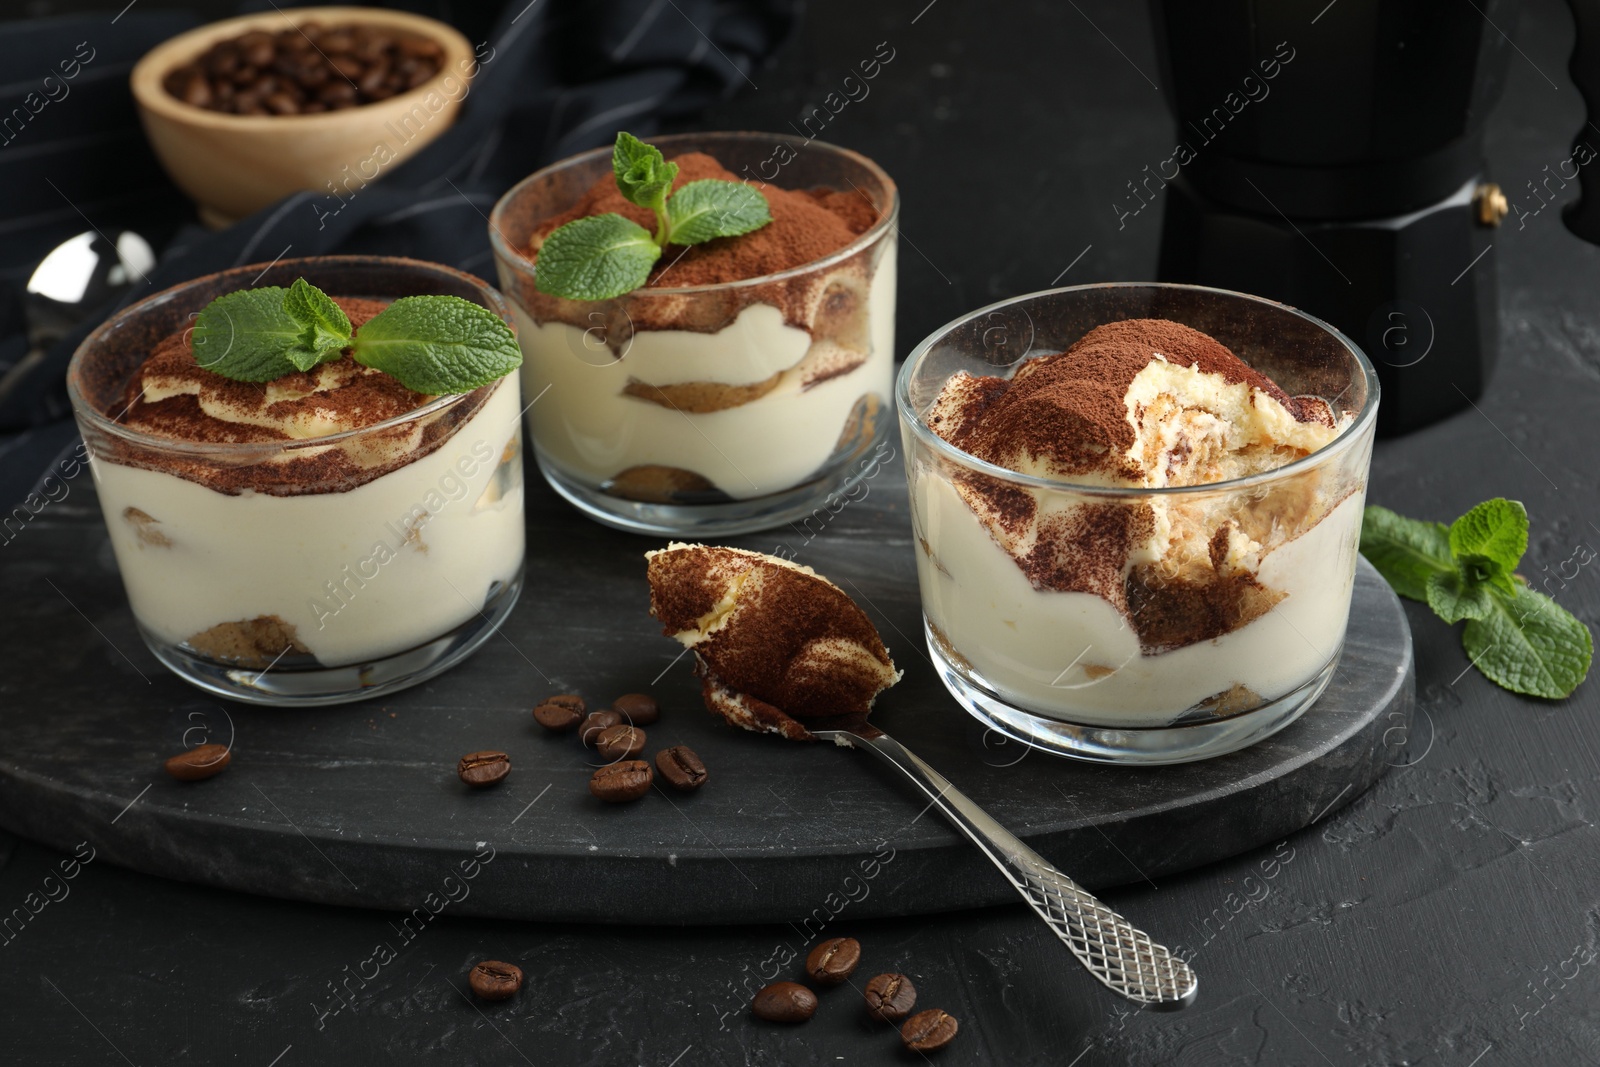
[3, 0, 1598, 1064]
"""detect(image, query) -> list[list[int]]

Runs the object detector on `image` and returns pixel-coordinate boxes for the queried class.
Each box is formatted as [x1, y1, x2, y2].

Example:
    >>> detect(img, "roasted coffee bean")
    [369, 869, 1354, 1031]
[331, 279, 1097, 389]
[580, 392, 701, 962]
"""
[458, 750, 510, 787]
[330, 54, 364, 81]
[357, 61, 390, 94]
[655, 746, 707, 792]
[900, 1009, 958, 1052]
[752, 981, 817, 1023]
[594, 724, 646, 761]
[804, 936, 861, 985]
[863, 972, 917, 1021]
[611, 692, 659, 725]
[166, 22, 443, 114]
[588, 760, 652, 802]
[318, 80, 358, 107]
[178, 74, 212, 108]
[579, 710, 622, 746]
[164, 743, 231, 781]
[533, 694, 586, 731]
[468, 960, 522, 1001]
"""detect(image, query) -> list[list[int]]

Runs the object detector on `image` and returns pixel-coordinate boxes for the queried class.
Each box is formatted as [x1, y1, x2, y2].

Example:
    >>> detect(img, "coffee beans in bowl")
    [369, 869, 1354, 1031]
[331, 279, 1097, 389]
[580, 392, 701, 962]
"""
[900, 1009, 959, 1052]
[752, 981, 817, 1023]
[589, 760, 652, 802]
[458, 750, 511, 787]
[655, 746, 707, 792]
[533, 694, 586, 731]
[804, 937, 860, 986]
[164, 743, 231, 781]
[468, 960, 523, 1001]
[162, 22, 445, 116]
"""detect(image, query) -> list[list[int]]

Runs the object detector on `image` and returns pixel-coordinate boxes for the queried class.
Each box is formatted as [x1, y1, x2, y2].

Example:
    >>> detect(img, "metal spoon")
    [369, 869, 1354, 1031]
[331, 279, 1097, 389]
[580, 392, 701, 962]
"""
[25, 229, 155, 347]
[812, 726, 1199, 1010]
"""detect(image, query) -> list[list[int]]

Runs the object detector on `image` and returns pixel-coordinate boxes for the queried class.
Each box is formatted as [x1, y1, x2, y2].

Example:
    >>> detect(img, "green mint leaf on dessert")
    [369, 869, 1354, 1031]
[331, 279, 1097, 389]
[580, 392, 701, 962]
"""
[1425, 570, 1496, 623]
[349, 295, 521, 395]
[613, 131, 677, 210]
[282, 277, 352, 372]
[194, 283, 521, 392]
[664, 179, 774, 245]
[1359, 506, 1454, 602]
[1463, 582, 1593, 699]
[1448, 498, 1527, 593]
[534, 130, 773, 300]
[534, 213, 662, 301]
[191, 286, 304, 382]
[1361, 498, 1592, 699]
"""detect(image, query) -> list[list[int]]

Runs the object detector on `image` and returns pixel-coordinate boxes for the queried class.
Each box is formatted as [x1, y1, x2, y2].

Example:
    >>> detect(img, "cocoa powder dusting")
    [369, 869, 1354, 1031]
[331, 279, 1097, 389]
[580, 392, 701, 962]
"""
[531, 152, 869, 288]
[100, 296, 495, 496]
[647, 545, 898, 738]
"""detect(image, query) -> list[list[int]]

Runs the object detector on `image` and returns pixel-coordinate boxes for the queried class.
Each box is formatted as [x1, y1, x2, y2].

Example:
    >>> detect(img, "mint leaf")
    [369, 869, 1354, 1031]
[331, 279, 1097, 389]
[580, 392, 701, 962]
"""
[282, 277, 351, 372]
[1463, 582, 1593, 699]
[1360, 505, 1455, 602]
[1449, 498, 1527, 593]
[351, 295, 521, 395]
[665, 179, 773, 245]
[191, 286, 302, 382]
[613, 132, 677, 211]
[535, 213, 661, 301]
[1426, 570, 1496, 623]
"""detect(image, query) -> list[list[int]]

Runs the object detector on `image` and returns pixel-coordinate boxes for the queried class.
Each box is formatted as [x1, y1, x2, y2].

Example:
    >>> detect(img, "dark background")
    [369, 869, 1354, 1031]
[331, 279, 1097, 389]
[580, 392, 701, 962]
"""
[3, 0, 1599, 1064]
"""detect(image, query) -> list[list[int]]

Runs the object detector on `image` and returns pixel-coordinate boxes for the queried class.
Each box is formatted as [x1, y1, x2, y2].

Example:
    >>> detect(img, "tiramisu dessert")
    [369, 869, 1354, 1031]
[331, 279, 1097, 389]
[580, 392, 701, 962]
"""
[913, 318, 1366, 727]
[493, 131, 896, 517]
[73, 270, 524, 680]
[646, 543, 902, 740]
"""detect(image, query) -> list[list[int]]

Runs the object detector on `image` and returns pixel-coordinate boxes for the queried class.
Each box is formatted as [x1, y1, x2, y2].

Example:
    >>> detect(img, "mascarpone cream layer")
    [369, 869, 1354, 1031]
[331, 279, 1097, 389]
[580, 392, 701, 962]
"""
[91, 376, 526, 667]
[517, 243, 897, 500]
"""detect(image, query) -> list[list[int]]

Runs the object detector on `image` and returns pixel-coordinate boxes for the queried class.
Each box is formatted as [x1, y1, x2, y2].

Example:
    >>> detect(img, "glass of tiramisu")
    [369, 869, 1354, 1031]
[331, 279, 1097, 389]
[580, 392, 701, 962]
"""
[490, 131, 897, 535]
[899, 283, 1379, 764]
[67, 256, 526, 705]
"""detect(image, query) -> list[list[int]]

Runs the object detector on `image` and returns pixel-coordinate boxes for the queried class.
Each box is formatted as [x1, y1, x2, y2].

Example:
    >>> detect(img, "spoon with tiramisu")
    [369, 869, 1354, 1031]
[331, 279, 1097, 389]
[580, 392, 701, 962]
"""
[645, 542, 1198, 1010]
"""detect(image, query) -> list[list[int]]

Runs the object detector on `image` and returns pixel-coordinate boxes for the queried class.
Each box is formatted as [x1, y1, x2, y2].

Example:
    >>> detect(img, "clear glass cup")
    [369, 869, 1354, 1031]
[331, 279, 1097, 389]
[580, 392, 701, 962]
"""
[898, 283, 1380, 764]
[66, 256, 526, 706]
[489, 131, 898, 536]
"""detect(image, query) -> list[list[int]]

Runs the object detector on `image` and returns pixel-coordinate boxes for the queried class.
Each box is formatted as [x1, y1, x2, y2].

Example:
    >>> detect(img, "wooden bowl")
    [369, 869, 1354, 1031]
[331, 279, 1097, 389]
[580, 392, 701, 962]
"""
[131, 6, 475, 228]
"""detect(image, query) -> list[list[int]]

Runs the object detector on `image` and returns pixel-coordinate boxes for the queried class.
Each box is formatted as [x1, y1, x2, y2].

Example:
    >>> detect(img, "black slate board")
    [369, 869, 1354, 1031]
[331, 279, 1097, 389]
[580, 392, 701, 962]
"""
[0, 455, 1412, 923]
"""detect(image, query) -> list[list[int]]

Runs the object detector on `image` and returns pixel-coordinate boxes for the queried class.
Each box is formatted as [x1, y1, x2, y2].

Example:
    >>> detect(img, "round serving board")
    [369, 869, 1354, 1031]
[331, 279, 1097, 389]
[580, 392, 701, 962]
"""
[0, 454, 1412, 923]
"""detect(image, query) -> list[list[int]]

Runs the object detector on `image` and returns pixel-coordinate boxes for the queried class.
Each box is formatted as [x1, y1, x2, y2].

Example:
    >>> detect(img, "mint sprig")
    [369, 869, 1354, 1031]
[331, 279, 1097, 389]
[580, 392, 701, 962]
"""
[1361, 499, 1592, 699]
[192, 278, 520, 395]
[534, 130, 773, 301]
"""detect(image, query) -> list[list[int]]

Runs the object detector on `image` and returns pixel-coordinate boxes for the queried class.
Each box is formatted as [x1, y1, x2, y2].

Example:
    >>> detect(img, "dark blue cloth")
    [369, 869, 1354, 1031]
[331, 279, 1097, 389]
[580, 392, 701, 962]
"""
[0, 0, 793, 509]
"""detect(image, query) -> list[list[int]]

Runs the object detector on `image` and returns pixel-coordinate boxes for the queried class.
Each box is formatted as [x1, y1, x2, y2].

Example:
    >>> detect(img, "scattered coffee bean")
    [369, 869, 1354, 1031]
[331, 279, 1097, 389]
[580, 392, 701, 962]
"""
[579, 709, 622, 746]
[752, 981, 817, 1023]
[589, 760, 652, 802]
[863, 972, 917, 1022]
[164, 743, 231, 781]
[533, 694, 586, 731]
[655, 746, 707, 792]
[458, 750, 510, 787]
[468, 960, 522, 1001]
[900, 1009, 958, 1052]
[162, 21, 444, 116]
[612, 692, 659, 725]
[805, 937, 861, 985]
[594, 724, 646, 761]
